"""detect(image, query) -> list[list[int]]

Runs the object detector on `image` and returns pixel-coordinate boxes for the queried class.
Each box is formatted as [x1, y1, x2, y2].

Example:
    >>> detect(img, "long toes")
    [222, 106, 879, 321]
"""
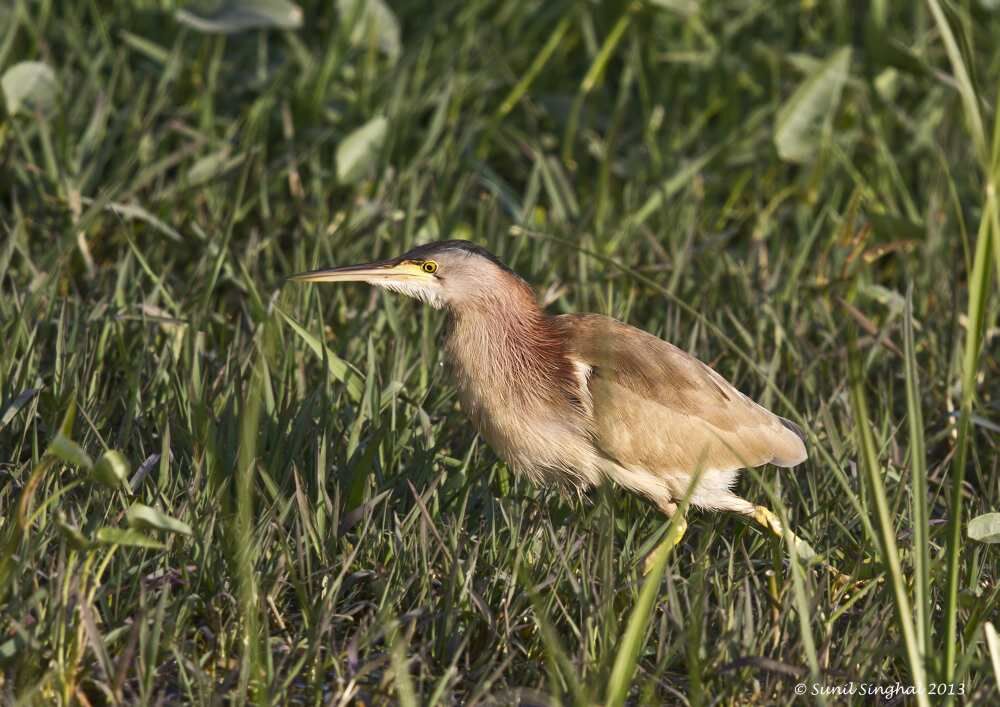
[752, 505, 784, 535]
[752, 505, 818, 562]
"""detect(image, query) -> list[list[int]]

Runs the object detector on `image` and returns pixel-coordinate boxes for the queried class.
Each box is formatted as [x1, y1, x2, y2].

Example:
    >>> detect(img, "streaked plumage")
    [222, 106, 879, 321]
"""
[291, 239, 813, 566]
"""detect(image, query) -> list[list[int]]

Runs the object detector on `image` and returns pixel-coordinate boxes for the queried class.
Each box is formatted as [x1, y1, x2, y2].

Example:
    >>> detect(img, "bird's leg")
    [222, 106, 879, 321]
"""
[643, 502, 687, 575]
[749, 505, 817, 561]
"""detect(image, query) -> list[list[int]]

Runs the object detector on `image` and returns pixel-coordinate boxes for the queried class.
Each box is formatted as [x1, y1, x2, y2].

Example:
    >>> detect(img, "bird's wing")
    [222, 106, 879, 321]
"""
[558, 314, 806, 475]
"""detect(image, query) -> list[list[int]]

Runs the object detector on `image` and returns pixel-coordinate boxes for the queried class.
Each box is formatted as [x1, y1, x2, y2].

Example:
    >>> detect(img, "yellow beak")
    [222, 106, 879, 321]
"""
[289, 259, 429, 284]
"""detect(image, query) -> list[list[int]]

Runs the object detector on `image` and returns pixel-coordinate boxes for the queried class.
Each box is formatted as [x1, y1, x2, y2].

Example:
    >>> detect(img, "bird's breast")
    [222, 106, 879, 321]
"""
[443, 317, 601, 489]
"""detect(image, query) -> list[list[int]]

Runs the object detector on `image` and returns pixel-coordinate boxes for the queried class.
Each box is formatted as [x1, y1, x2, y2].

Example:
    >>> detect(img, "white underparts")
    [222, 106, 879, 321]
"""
[599, 459, 754, 513]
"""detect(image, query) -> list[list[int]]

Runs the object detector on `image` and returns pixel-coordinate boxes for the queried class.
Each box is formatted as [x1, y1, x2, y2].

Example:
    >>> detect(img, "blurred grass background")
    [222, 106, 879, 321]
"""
[2, 0, 1000, 704]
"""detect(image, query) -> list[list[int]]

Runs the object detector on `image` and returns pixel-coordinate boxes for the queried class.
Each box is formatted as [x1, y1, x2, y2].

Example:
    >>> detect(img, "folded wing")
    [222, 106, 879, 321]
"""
[559, 314, 807, 477]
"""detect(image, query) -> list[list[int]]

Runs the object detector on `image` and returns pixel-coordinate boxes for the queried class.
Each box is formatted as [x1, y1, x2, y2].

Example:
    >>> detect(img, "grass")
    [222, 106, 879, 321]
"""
[2, 0, 1000, 704]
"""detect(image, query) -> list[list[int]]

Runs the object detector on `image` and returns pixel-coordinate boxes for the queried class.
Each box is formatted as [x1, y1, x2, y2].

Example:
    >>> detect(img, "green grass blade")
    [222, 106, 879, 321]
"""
[604, 514, 680, 707]
[494, 15, 572, 120]
[517, 560, 590, 707]
[389, 625, 418, 707]
[986, 622, 1000, 694]
[580, 9, 631, 95]
[236, 358, 265, 702]
[276, 306, 365, 401]
[849, 346, 929, 706]
[903, 287, 931, 662]
[925, 0, 987, 167]
[942, 211, 994, 687]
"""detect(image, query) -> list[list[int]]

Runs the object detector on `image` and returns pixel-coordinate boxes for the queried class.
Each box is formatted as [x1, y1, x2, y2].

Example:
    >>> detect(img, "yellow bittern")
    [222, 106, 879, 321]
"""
[291, 240, 815, 571]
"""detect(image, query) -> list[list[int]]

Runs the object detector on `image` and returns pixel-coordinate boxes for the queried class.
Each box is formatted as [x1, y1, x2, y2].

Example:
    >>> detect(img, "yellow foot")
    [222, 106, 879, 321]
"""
[752, 505, 818, 562]
[643, 514, 688, 575]
[828, 565, 868, 597]
[826, 556, 883, 598]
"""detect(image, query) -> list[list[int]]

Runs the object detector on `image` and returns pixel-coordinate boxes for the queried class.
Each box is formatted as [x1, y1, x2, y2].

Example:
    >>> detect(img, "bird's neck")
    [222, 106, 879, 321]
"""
[444, 288, 576, 401]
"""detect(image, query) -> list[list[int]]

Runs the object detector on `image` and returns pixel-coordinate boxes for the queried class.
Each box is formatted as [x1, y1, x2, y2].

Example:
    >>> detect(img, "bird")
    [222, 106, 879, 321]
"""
[291, 239, 816, 572]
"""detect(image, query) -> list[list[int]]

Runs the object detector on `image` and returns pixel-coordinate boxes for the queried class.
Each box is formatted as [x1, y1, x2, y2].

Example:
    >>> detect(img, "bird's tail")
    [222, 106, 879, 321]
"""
[772, 416, 808, 467]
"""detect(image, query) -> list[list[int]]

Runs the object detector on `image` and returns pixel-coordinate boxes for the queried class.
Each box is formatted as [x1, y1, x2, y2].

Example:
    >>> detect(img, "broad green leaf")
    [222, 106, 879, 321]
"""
[127, 503, 193, 536]
[48, 434, 93, 470]
[91, 450, 131, 491]
[95, 527, 166, 549]
[176, 0, 303, 33]
[968, 513, 1000, 543]
[774, 47, 851, 163]
[2, 61, 58, 116]
[337, 0, 401, 61]
[275, 307, 364, 400]
[336, 116, 387, 184]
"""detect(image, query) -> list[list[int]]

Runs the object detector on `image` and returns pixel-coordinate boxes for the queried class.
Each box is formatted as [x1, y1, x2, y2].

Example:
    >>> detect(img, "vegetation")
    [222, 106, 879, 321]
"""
[2, 0, 999, 703]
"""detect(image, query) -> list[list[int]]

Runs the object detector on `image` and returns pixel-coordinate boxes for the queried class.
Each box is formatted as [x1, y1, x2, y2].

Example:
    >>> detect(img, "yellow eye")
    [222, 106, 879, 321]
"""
[422, 260, 438, 274]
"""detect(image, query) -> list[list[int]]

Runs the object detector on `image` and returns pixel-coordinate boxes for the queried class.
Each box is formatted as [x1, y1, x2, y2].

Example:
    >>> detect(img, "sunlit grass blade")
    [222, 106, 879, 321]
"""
[942, 213, 993, 688]
[276, 306, 365, 402]
[562, 6, 634, 163]
[236, 358, 265, 701]
[849, 345, 929, 706]
[925, 0, 987, 167]
[389, 624, 418, 707]
[903, 287, 931, 661]
[494, 15, 572, 120]
[923, 0, 998, 692]
[604, 512, 680, 707]
[986, 622, 1000, 694]
[744, 466, 824, 699]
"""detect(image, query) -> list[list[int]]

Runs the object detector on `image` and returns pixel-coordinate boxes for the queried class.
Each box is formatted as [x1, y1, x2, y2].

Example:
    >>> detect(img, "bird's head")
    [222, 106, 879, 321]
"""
[290, 240, 527, 310]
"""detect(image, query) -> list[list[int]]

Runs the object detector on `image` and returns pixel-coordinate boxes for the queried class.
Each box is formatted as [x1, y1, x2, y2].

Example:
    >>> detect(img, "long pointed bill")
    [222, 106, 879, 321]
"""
[289, 259, 428, 284]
